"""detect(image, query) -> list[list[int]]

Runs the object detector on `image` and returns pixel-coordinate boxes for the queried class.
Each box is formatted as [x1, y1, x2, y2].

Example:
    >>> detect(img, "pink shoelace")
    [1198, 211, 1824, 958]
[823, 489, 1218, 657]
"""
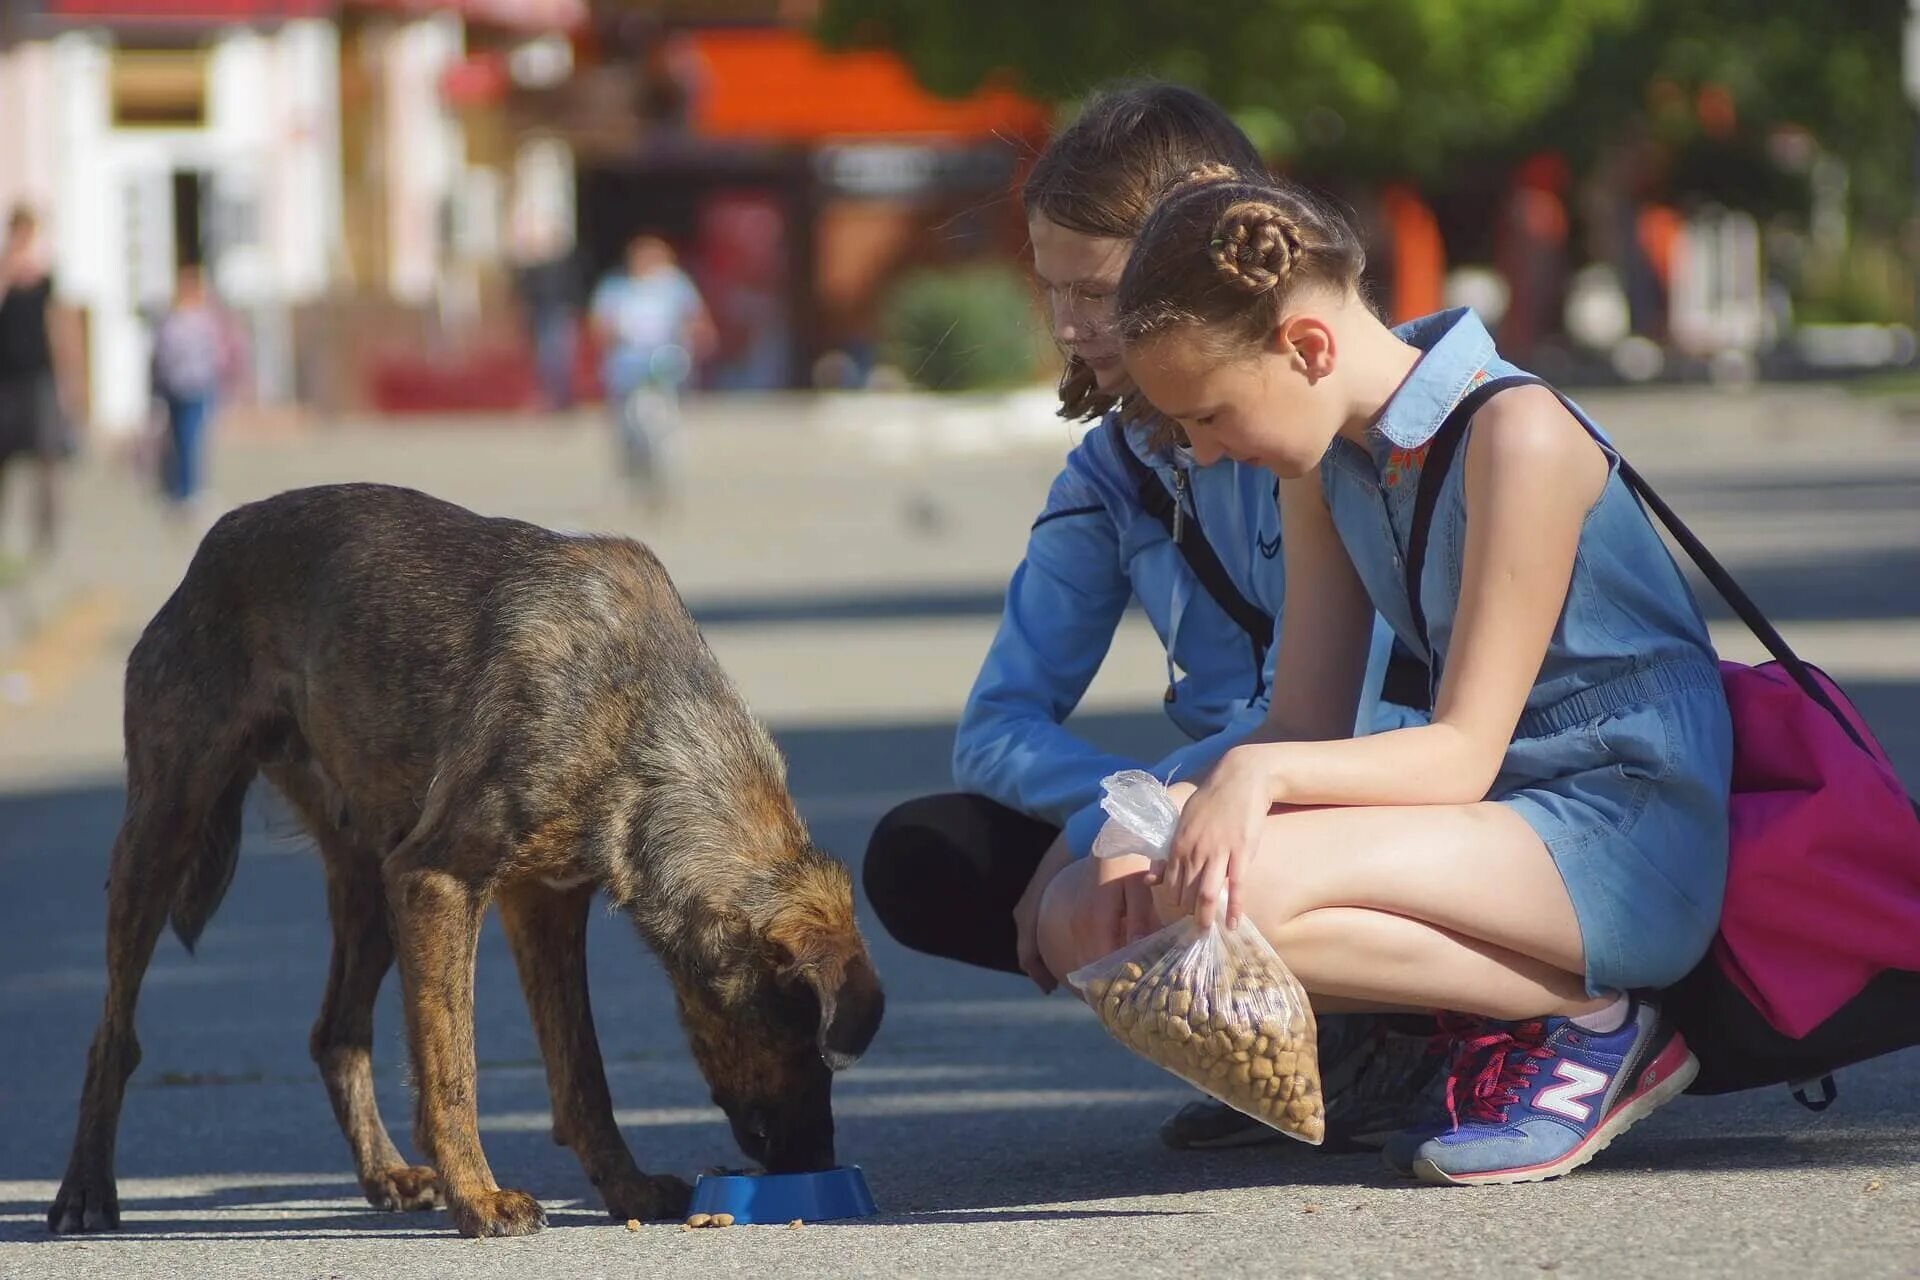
[1445, 1018, 1558, 1128]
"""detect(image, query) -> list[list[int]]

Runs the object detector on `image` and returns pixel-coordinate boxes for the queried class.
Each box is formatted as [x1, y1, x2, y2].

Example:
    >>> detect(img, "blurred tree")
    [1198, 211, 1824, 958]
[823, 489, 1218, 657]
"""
[1544, 0, 1914, 229]
[815, 0, 1645, 181]
[816, 0, 1914, 225]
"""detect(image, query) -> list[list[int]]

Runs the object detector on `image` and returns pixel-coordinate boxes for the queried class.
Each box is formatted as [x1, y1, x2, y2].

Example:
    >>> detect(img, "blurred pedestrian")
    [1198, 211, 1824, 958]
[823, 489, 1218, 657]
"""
[149, 264, 244, 518]
[589, 233, 715, 508]
[0, 205, 76, 563]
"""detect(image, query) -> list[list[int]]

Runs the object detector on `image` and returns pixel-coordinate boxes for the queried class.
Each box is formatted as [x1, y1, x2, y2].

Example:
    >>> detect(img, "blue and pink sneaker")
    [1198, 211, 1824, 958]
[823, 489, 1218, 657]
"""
[1407, 995, 1698, 1186]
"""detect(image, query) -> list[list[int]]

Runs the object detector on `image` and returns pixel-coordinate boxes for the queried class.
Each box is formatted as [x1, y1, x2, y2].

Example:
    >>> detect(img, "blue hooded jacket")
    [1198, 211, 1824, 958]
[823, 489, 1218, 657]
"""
[954, 410, 1411, 857]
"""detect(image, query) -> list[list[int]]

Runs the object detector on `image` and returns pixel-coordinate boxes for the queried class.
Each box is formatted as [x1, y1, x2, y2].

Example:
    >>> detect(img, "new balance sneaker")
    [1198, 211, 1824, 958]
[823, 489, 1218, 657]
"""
[1159, 1012, 1380, 1151]
[1408, 995, 1697, 1186]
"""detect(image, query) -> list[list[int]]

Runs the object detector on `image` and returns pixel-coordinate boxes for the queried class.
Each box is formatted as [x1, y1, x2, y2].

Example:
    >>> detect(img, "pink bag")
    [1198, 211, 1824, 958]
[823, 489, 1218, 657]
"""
[1622, 460, 1920, 1100]
[1714, 659, 1920, 1038]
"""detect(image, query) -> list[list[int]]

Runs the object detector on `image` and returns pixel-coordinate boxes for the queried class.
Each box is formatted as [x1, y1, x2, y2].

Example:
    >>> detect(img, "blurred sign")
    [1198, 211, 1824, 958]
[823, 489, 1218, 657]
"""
[814, 144, 1013, 199]
[109, 46, 208, 128]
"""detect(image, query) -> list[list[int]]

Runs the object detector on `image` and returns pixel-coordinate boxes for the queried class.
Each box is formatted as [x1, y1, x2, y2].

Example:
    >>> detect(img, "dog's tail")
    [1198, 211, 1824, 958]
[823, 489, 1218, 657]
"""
[169, 766, 254, 953]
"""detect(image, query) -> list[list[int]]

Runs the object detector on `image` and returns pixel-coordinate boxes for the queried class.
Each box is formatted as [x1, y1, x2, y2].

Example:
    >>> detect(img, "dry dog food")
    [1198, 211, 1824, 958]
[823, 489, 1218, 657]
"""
[1074, 921, 1324, 1144]
[1066, 770, 1325, 1144]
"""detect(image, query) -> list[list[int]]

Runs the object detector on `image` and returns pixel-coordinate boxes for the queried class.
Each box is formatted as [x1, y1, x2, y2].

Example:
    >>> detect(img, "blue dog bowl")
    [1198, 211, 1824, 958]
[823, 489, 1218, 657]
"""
[686, 1165, 876, 1225]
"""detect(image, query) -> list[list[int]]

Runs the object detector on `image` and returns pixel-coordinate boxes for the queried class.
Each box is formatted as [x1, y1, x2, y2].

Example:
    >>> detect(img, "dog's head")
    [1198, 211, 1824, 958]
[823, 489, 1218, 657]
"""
[675, 851, 884, 1173]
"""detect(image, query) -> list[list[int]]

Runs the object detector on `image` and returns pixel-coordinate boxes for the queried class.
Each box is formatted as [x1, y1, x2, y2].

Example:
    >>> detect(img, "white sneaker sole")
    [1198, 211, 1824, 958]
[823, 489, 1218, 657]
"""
[1411, 1048, 1699, 1186]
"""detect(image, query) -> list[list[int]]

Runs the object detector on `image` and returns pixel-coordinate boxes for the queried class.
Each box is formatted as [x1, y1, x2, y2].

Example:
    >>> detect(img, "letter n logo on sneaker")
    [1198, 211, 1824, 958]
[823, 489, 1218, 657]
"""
[1533, 1062, 1609, 1122]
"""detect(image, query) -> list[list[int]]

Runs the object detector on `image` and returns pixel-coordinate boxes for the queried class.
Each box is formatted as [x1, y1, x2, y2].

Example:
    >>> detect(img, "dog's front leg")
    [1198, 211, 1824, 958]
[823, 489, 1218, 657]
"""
[497, 881, 693, 1222]
[385, 861, 546, 1238]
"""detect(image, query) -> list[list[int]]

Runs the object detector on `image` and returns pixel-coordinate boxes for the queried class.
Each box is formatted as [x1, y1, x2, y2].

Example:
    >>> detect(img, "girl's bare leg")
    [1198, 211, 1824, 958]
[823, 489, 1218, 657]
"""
[1037, 800, 1611, 1020]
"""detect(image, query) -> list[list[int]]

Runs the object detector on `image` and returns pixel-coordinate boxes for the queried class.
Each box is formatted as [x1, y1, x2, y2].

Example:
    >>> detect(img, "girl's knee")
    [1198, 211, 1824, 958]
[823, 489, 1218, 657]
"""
[1036, 857, 1097, 982]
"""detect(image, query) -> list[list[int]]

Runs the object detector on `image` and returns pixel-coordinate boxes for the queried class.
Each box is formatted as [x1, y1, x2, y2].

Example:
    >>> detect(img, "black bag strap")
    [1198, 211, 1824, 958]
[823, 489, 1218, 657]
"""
[1404, 375, 1539, 666]
[1407, 373, 1889, 765]
[1108, 416, 1272, 693]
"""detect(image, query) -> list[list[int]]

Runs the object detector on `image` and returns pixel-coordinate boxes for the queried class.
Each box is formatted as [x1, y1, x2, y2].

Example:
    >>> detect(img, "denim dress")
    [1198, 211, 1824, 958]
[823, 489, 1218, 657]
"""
[1319, 309, 1733, 995]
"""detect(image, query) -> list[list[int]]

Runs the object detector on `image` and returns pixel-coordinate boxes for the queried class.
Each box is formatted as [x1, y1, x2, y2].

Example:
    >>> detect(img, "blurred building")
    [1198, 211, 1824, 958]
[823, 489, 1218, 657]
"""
[0, 0, 589, 431]
[0, 0, 1047, 428]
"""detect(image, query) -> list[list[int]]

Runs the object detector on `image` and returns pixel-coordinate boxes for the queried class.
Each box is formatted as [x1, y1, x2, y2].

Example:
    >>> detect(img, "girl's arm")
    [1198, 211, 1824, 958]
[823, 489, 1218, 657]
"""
[1257, 468, 1377, 747]
[1166, 387, 1609, 925]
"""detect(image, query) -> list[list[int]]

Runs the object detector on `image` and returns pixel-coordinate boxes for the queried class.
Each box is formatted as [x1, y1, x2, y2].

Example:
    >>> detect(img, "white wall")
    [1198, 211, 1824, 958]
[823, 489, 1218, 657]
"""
[16, 22, 348, 434]
[383, 14, 464, 305]
[0, 41, 58, 232]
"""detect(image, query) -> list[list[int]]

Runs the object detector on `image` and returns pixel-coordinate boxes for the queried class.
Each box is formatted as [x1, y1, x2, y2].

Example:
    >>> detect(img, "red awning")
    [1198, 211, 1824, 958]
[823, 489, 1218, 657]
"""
[46, 1, 586, 28]
[47, 0, 332, 18]
[685, 29, 1048, 143]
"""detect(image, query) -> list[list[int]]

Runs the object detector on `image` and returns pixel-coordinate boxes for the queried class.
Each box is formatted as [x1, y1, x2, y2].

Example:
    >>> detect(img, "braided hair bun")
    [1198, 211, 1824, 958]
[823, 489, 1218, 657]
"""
[1208, 202, 1303, 295]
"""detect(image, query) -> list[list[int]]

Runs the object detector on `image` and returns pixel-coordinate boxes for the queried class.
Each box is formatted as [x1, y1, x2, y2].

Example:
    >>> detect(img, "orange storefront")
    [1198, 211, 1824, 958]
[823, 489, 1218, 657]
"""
[572, 27, 1049, 390]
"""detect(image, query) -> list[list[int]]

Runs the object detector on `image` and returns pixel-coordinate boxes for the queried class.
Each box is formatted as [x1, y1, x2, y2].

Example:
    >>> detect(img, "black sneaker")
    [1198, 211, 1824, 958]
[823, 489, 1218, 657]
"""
[1323, 1017, 1454, 1153]
[1157, 1095, 1290, 1150]
[1159, 1013, 1381, 1151]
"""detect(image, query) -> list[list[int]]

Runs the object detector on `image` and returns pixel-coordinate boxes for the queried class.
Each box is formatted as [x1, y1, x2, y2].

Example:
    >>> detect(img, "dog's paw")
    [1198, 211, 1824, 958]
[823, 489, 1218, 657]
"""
[362, 1164, 441, 1212]
[601, 1172, 692, 1223]
[450, 1188, 547, 1238]
[47, 1171, 120, 1234]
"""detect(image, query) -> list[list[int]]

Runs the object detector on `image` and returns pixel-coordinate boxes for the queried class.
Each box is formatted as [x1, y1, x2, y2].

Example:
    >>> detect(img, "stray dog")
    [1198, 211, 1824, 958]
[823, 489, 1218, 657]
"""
[47, 483, 884, 1238]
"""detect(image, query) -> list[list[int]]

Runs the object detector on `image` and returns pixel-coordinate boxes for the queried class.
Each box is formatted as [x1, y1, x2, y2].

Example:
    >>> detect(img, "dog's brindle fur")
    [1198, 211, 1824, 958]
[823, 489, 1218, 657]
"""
[47, 483, 884, 1239]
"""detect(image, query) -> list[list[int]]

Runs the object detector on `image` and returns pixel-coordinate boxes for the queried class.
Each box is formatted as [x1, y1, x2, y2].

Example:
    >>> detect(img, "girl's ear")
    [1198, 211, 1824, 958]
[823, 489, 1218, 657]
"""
[1275, 316, 1335, 381]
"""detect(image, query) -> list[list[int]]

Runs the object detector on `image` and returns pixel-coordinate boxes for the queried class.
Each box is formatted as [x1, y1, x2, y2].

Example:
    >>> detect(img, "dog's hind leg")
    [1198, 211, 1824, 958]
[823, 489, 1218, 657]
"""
[384, 827, 546, 1239]
[49, 751, 251, 1233]
[309, 834, 442, 1213]
[264, 763, 442, 1214]
[496, 881, 692, 1222]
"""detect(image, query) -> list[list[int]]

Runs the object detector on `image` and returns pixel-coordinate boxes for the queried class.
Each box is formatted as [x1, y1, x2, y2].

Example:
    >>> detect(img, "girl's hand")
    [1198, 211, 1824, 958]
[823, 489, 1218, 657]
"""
[1161, 748, 1272, 930]
[1011, 835, 1073, 994]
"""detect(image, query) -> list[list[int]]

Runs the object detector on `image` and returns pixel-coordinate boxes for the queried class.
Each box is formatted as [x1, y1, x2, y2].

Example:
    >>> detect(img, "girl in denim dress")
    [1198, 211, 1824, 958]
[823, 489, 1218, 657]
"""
[1034, 171, 1733, 1186]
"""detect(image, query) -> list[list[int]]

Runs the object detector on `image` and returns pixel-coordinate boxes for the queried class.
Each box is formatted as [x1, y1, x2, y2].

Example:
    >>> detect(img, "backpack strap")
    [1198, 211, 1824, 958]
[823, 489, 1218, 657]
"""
[1108, 416, 1273, 698]
[1404, 375, 1542, 673]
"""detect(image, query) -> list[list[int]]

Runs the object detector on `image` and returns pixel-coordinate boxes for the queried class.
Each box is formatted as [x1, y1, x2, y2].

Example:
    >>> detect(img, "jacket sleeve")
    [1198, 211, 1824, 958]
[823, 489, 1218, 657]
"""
[952, 450, 1141, 835]
[1055, 584, 1402, 858]
[1055, 597, 1280, 858]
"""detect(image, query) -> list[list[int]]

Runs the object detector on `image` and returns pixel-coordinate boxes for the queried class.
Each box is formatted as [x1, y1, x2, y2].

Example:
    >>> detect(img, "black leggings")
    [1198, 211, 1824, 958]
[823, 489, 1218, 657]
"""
[862, 793, 1060, 975]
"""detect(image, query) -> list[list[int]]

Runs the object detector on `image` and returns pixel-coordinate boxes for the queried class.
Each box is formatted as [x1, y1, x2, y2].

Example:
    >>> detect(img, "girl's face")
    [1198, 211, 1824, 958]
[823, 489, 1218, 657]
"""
[1124, 320, 1344, 479]
[1029, 215, 1131, 393]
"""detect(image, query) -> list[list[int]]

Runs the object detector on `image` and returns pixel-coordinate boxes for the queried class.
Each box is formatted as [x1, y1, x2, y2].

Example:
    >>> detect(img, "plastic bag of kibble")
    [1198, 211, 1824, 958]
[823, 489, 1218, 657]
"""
[1066, 770, 1325, 1145]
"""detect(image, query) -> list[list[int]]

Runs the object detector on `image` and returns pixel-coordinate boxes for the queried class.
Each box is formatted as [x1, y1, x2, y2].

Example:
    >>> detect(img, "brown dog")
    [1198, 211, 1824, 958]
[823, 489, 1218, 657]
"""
[47, 483, 884, 1238]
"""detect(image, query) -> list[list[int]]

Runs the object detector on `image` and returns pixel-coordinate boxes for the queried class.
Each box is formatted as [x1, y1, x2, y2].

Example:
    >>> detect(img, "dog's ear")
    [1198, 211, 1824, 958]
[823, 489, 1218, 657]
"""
[806, 951, 884, 1071]
[764, 860, 885, 1070]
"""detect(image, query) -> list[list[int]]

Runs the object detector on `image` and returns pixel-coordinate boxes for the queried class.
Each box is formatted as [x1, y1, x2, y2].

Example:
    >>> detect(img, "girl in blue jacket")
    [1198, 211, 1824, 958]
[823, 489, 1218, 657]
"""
[862, 82, 1428, 1153]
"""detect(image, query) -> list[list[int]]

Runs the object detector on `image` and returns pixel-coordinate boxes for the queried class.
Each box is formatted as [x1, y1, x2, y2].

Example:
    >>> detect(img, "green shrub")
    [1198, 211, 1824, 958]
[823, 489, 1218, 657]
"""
[1794, 238, 1916, 326]
[878, 264, 1048, 392]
